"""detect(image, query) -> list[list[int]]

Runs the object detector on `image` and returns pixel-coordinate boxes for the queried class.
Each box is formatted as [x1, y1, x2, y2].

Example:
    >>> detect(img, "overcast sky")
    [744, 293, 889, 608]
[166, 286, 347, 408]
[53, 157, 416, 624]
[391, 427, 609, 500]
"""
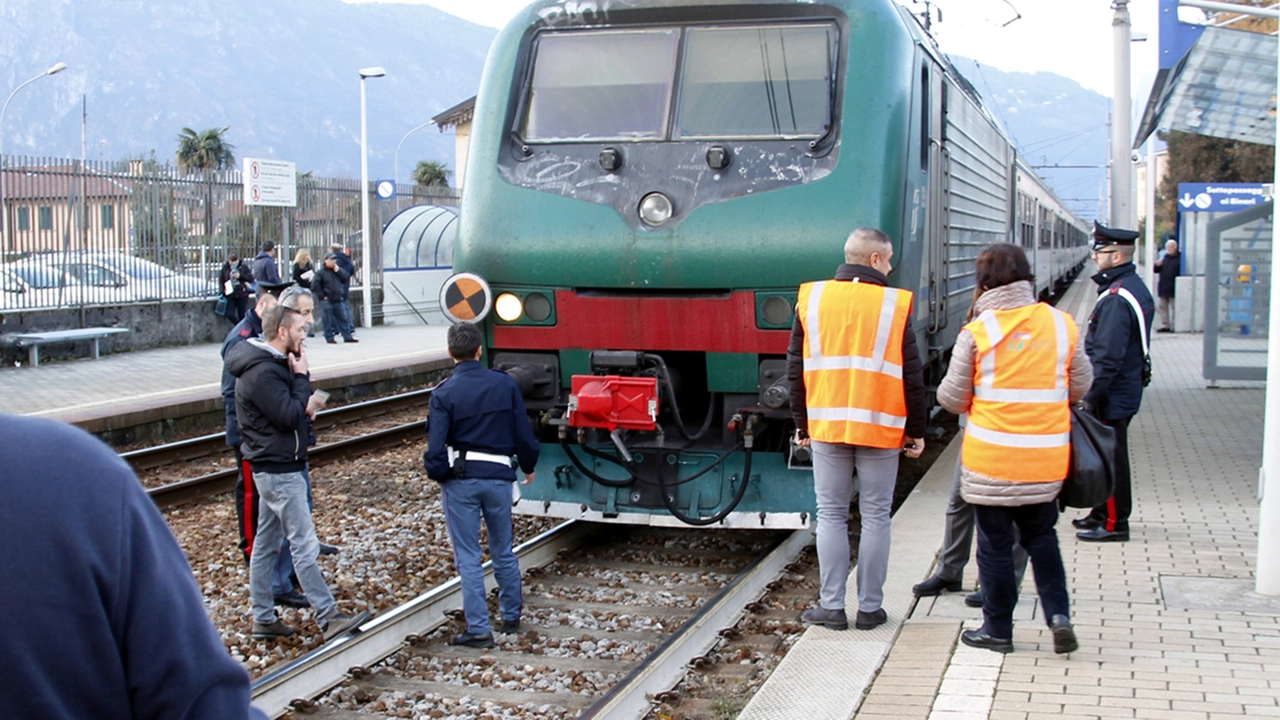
[346, 0, 1191, 103]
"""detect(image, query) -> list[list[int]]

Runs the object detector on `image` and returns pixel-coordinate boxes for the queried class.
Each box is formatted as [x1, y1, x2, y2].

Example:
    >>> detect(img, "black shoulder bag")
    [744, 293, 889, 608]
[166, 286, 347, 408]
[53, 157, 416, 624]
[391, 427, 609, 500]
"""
[1060, 406, 1117, 508]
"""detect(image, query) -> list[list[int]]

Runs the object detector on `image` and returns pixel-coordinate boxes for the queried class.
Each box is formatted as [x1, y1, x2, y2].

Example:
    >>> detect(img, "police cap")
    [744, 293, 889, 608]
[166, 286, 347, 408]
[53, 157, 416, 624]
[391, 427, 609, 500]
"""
[256, 280, 295, 298]
[1092, 220, 1139, 251]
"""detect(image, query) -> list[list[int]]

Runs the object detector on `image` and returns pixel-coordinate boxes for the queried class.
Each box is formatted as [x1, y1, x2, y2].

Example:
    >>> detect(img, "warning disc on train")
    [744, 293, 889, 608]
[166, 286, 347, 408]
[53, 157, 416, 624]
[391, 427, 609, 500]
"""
[440, 272, 493, 324]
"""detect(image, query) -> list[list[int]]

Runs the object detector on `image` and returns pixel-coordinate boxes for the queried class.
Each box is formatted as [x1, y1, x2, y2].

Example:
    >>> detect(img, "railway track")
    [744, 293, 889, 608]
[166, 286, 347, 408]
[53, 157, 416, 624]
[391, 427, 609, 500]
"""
[248, 521, 812, 719]
[131, 389, 435, 509]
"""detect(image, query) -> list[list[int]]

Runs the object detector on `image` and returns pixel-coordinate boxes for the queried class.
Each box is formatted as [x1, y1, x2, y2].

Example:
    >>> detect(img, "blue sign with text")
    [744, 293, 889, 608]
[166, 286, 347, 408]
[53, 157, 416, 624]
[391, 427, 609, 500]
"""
[1177, 183, 1271, 213]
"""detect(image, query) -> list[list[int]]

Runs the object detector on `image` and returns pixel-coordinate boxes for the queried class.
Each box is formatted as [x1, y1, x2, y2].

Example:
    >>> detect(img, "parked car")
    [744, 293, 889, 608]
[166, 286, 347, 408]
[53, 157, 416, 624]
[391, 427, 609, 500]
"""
[3, 259, 138, 307]
[38, 252, 214, 301]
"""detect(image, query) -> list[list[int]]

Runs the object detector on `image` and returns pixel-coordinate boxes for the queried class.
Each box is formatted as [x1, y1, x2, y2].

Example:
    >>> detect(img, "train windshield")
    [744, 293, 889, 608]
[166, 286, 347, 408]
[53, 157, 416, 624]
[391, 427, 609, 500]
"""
[676, 24, 835, 139]
[521, 22, 836, 143]
[523, 29, 679, 141]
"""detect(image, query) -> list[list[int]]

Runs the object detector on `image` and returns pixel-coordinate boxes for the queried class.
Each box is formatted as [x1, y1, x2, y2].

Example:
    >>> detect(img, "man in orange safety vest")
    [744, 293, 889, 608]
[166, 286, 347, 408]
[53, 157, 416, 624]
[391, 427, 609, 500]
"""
[788, 228, 929, 631]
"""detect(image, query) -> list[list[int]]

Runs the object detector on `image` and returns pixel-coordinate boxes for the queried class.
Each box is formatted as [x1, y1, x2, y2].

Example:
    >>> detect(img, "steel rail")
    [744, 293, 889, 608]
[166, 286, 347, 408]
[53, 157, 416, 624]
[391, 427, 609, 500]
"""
[122, 387, 435, 472]
[579, 526, 814, 719]
[147, 420, 426, 509]
[250, 520, 593, 719]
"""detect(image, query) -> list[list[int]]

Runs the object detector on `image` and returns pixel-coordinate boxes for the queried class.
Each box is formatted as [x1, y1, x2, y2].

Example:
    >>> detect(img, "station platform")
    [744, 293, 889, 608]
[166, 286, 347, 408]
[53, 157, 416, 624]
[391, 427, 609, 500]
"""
[0, 324, 451, 434]
[743, 276, 1279, 720]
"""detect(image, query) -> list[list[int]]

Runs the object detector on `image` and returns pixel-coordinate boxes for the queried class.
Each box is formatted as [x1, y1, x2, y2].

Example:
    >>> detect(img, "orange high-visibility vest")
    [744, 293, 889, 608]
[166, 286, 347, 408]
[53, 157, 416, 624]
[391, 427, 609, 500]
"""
[797, 279, 913, 449]
[961, 303, 1077, 482]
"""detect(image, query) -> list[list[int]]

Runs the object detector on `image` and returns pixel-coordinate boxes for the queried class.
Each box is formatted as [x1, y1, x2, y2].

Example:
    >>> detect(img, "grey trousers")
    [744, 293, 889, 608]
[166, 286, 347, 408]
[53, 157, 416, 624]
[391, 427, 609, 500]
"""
[936, 447, 1028, 587]
[812, 441, 898, 613]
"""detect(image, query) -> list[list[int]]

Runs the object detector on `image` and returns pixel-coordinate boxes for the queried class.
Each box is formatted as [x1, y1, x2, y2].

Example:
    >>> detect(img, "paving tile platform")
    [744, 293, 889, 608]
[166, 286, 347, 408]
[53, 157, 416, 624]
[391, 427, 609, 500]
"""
[0, 324, 451, 425]
[743, 273, 1278, 720]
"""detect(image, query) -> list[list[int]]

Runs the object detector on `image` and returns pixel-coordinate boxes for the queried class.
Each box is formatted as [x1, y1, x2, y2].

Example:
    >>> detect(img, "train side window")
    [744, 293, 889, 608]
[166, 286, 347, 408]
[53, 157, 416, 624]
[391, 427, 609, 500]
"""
[919, 66, 929, 170]
[521, 29, 679, 142]
[675, 23, 835, 139]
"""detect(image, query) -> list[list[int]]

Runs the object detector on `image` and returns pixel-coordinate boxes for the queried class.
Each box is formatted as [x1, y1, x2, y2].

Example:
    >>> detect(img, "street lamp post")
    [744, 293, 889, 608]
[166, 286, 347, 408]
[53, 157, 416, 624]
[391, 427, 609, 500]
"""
[1, 61, 68, 253]
[395, 120, 435, 187]
[358, 66, 385, 330]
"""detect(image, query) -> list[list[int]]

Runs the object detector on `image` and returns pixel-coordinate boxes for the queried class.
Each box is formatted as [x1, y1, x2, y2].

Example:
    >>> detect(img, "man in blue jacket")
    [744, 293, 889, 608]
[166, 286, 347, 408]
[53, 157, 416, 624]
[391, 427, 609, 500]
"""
[0, 413, 267, 719]
[424, 322, 540, 648]
[1074, 222, 1154, 543]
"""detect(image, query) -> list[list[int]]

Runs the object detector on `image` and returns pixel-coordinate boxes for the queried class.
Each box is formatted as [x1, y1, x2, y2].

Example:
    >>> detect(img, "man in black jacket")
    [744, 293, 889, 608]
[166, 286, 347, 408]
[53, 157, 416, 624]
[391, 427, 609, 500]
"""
[1074, 222, 1154, 543]
[314, 253, 356, 344]
[1154, 238, 1180, 332]
[226, 301, 368, 642]
[219, 252, 253, 325]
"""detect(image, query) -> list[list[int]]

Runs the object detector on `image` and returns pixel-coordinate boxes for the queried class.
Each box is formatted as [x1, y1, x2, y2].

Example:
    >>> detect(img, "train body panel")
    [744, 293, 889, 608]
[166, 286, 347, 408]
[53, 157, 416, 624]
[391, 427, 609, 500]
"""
[449, 0, 1089, 529]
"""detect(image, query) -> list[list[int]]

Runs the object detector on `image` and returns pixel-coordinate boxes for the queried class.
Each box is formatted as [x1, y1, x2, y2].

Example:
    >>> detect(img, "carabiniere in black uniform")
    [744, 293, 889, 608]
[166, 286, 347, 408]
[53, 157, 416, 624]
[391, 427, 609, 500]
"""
[1074, 221, 1154, 542]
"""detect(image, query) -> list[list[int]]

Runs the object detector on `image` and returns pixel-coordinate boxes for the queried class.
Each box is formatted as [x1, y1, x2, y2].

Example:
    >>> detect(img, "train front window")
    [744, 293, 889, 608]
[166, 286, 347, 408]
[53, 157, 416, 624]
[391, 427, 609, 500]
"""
[522, 29, 678, 141]
[676, 24, 835, 139]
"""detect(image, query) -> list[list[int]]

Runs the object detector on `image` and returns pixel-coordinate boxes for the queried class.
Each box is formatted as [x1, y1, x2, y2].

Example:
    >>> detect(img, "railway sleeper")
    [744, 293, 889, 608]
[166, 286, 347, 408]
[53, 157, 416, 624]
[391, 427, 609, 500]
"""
[405, 645, 637, 676]
[345, 672, 592, 713]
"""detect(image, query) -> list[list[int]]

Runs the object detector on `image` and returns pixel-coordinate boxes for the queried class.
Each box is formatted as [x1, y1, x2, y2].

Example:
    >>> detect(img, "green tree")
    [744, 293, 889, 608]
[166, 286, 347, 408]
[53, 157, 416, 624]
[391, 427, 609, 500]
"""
[175, 127, 236, 171]
[412, 160, 450, 189]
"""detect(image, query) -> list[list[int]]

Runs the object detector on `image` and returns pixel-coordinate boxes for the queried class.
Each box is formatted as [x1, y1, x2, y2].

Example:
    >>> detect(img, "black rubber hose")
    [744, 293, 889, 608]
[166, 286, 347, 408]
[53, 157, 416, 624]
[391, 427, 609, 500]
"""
[658, 443, 754, 526]
[560, 438, 636, 487]
[648, 355, 714, 442]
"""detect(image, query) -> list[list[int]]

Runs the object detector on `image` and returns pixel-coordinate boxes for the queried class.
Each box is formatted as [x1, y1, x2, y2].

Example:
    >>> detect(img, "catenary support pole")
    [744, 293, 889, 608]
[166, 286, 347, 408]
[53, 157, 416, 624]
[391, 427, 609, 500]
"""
[1112, 0, 1133, 230]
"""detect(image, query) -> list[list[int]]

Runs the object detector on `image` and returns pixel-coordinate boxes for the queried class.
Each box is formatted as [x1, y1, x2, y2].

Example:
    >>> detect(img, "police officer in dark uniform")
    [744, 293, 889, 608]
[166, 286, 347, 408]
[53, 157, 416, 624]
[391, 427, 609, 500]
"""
[1073, 221, 1154, 543]
[424, 322, 540, 648]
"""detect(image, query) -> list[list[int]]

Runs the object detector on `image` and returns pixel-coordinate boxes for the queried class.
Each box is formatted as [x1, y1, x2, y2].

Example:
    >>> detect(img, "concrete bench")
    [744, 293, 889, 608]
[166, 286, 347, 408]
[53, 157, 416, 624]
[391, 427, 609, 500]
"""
[12, 327, 130, 367]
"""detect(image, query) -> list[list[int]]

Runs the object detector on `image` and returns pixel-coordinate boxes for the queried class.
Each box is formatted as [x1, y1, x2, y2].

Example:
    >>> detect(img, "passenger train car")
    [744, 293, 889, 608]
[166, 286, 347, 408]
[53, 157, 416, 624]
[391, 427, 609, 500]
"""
[443, 0, 1090, 529]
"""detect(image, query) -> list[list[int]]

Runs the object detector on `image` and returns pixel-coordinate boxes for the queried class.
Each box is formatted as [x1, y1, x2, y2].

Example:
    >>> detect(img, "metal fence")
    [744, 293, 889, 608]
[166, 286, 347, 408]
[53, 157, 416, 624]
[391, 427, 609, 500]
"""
[0, 155, 458, 310]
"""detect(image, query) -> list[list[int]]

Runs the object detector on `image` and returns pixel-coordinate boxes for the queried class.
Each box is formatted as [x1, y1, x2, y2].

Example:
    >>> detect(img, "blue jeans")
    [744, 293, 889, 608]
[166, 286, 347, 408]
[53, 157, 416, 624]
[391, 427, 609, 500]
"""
[250, 470, 335, 624]
[334, 297, 355, 338]
[320, 299, 351, 341]
[812, 442, 898, 613]
[441, 478, 522, 634]
[974, 501, 1070, 639]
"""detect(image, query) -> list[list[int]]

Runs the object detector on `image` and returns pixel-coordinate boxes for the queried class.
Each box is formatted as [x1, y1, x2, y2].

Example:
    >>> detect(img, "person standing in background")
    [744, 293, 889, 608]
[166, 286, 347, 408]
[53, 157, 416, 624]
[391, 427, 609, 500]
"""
[291, 249, 316, 337]
[219, 251, 253, 326]
[1154, 238, 1180, 333]
[329, 243, 357, 340]
[252, 241, 281, 292]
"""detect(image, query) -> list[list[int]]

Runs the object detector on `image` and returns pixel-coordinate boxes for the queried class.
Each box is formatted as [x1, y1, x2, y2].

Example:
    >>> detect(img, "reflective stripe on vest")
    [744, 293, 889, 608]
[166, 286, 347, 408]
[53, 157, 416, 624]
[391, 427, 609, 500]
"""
[798, 279, 912, 449]
[961, 303, 1077, 482]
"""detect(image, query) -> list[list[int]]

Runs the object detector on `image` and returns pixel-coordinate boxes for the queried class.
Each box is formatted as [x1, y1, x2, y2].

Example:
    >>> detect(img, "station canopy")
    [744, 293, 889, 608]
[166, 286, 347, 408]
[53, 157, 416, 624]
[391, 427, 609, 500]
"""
[1135, 25, 1278, 148]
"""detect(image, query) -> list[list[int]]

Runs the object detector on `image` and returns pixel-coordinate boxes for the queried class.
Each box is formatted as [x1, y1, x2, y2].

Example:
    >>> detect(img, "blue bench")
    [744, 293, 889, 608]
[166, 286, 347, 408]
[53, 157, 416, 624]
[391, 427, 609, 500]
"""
[12, 327, 130, 367]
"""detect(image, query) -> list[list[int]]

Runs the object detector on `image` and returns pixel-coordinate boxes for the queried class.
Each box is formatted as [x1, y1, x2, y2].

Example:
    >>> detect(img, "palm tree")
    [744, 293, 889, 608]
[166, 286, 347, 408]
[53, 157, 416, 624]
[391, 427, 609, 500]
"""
[412, 160, 450, 189]
[175, 127, 236, 171]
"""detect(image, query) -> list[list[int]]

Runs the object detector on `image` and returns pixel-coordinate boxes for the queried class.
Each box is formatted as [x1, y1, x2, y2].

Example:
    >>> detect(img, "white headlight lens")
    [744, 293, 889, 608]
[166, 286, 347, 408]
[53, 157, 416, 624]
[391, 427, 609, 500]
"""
[638, 192, 673, 226]
[495, 293, 524, 322]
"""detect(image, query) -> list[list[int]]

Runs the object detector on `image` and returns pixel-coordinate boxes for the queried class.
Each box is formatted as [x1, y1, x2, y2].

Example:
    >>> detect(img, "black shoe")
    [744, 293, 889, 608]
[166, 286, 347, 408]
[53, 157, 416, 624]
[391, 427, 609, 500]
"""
[344, 337, 359, 343]
[321, 610, 371, 642]
[1049, 614, 1078, 654]
[961, 629, 1013, 654]
[964, 591, 984, 608]
[499, 618, 521, 634]
[912, 575, 963, 596]
[1077, 527, 1129, 542]
[326, 338, 337, 344]
[854, 608, 888, 630]
[800, 606, 849, 630]
[1157, 327, 1174, 333]
[1071, 516, 1102, 530]
[451, 631, 496, 648]
[318, 543, 340, 556]
[274, 590, 309, 608]
[252, 619, 297, 639]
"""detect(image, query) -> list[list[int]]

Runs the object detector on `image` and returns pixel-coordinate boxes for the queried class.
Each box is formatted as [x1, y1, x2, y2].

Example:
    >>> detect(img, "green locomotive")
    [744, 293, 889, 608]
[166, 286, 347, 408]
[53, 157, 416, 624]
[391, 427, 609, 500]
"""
[441, 0, 1087, 528]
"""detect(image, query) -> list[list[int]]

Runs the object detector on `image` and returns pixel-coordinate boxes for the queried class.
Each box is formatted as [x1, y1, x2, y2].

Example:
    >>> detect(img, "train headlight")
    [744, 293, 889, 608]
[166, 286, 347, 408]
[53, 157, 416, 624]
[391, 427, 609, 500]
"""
[523, 292, 552, 322]
[638, 192, 673, 227]
[495, 292, 524, 322]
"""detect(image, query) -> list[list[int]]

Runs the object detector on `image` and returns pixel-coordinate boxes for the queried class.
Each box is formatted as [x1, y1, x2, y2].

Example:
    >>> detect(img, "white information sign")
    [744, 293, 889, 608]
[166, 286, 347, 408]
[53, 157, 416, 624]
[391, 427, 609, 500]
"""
[243, 158, 297, 207]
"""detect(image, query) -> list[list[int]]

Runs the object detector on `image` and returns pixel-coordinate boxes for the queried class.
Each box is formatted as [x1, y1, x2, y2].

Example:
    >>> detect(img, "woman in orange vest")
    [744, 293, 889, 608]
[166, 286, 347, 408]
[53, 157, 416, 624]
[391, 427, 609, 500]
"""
[938, 244, 1092, 655]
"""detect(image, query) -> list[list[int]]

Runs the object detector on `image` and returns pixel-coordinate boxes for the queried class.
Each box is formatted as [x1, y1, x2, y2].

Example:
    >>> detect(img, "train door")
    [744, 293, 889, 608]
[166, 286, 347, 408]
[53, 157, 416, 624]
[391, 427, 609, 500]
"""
[921, 59, 949, 337]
